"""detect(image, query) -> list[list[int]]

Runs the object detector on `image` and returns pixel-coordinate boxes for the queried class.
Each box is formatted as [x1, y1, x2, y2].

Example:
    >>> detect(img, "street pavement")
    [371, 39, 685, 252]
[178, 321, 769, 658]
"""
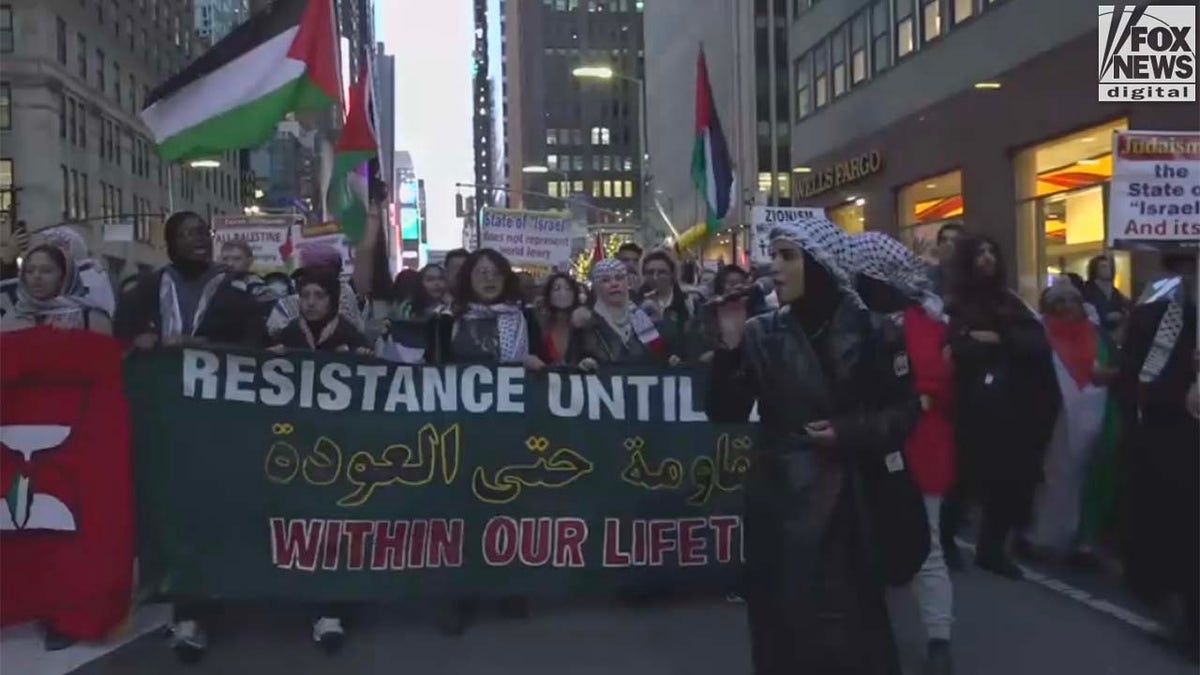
[0, 543, 1186, 675]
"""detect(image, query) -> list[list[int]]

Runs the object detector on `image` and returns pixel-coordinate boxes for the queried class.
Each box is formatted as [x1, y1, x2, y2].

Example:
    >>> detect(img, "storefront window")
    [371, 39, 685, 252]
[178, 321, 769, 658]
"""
[898, 169, 963, 258]
[1013, 118, 1131, 303]
[829, 198, 866, 234]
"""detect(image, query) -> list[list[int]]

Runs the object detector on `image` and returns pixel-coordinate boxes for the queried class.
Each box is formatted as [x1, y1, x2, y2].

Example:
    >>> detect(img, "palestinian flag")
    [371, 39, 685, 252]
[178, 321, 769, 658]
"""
[140, 0, 338, 162]
[690, 47, 734, 237]
[327, 59, 380, 244]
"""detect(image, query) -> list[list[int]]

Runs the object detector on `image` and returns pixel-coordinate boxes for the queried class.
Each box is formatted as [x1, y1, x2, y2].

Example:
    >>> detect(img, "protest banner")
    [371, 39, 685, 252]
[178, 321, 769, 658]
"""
[480, 208, 573, 268]
[749, 207, 826, 264]
[1, 328, 133, 638]
[295, 231, 355, 275]
[127, 348, 754, 602]
[212, 215, 296, 274]
[1107, 130, 1200, 248]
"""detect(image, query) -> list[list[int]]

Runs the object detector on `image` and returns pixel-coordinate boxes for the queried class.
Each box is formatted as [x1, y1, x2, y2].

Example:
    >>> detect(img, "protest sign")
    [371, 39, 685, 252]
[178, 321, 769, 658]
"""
[480, 208, 573, 268]
[127, 349, 753, 601]
[1107, 131, 1200, 248]
[294, 232, 355, 275]
[213, 226, 293, 274]
[749, 207, 826, 264]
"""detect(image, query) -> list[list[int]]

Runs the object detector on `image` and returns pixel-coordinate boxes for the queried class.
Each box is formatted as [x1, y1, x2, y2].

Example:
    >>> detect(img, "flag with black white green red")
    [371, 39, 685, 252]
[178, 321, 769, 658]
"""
[140, 0, 338, 163]
[690, 46, 734, 237]
[326, 57, 379, 244]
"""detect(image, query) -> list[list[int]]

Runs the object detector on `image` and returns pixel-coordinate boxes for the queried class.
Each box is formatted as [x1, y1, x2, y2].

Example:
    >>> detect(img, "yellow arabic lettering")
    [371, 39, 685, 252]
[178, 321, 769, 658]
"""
[264, 440, 299, 484]
[687, 434, 752, 506]
[619, 436, 684, 490]
[337, 424, 460, 507]
[472, 436, 595, 504]
[302, 436, 342, 485]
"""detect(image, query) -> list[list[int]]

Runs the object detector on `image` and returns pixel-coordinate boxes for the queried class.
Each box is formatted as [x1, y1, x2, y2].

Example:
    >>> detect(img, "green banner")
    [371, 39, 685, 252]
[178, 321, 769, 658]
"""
[127, 348, 756, 601]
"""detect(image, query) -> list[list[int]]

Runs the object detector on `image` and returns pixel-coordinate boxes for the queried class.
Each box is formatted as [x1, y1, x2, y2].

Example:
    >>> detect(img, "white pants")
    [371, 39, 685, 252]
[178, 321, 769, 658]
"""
[910, 494, 954, 640]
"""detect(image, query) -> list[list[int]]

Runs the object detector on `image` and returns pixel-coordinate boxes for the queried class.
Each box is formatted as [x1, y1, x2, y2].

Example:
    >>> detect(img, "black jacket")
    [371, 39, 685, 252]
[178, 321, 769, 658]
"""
[424, 308, 547, 365]
[706, 298, 919, 675]
[273, 318, 370, 353]
[114, 267, 262, 348]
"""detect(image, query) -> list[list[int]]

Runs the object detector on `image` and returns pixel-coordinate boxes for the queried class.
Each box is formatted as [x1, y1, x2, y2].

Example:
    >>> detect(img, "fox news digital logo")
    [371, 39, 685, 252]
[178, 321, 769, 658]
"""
[1099, 5, 1196, 102]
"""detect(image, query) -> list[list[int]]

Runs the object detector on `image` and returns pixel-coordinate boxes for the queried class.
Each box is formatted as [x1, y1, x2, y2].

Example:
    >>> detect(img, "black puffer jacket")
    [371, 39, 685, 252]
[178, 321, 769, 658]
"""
[707, 298, 921, 675]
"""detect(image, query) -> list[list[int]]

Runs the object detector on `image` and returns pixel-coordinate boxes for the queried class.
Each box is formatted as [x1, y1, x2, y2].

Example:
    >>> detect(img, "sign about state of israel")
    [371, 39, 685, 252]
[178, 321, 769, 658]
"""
[480, 208, 573, 268]
[1107, 130, 1200, 248]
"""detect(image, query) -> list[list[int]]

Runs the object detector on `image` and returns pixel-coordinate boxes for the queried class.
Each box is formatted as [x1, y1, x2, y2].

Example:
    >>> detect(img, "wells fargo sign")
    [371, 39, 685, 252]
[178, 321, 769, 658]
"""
[795, 150, 884, 199]
[127, 349, 753, 601]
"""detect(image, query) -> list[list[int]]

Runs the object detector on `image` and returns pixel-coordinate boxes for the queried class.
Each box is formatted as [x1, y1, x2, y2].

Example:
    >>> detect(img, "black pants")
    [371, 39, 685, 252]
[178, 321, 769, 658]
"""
[975, 482, 1034, 560]
[938, 482, 967, 548]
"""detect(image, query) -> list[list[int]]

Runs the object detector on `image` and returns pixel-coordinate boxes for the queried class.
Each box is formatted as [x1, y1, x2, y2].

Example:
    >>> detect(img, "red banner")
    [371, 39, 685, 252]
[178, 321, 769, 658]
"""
[0, 327, 133, 639]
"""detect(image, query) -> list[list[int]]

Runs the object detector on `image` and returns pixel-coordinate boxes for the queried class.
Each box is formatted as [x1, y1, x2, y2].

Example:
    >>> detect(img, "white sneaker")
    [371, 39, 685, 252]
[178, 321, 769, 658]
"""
[168, 620, 208, 663]
[312, 616, 345, 653]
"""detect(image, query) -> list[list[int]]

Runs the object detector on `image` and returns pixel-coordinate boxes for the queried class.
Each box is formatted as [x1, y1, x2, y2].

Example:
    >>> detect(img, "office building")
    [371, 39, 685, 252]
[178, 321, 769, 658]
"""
[645, 0, 790, 261]
[0, 0, 245, 277]
[786, 0, 1197, 301]
[195, 0, 249, 46]
[375, 42, 396, 197]
[474, 0, 647, 239]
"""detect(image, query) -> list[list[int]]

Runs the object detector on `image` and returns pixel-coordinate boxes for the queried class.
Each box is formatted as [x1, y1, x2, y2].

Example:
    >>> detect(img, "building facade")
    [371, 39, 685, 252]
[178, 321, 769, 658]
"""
[474, 0, 647, 239]
[194, 0, 249, 46]
[786, 0, 1198, 301]
[0, 0, 245, 277]
[645, 0, 793, 262]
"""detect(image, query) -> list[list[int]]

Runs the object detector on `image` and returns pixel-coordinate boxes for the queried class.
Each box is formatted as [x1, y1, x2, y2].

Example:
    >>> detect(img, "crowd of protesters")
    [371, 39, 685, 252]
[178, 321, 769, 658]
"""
[0, 209, 1196, 674]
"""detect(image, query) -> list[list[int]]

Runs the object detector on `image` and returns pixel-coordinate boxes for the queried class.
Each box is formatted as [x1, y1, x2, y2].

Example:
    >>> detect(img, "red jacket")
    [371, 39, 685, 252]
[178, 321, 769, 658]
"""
[901, 306, 956, 495]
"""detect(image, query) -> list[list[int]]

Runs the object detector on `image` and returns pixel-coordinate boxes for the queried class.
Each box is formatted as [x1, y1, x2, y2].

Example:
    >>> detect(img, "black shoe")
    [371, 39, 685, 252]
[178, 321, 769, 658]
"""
[312, 617, 345, 654]
[925, 639, 953, 675]
[43, 627, 76, 652]
[943, 541, 964, 572]
[168, 620, 208, 664]
[976, 553, 1024, 580]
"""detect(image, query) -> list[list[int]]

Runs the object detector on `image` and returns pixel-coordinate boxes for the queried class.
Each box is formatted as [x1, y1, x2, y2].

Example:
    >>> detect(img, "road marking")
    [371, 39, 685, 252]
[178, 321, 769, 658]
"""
[955, 539, 1168, 637]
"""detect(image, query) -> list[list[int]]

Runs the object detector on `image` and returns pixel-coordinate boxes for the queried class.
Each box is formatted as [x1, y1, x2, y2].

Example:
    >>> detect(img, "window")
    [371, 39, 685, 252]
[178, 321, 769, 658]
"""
[77, 33, 87, 79]
[831, 28, 847, 98]
[573, 180, 583, 193]
[548, 182, 560, 198]
[111, 0, 119, 36]
[71, 169, 80, 219]
[601, 128, 611, 145]
[56, 17, 67, 64]
[898, 169, 964, 258]
[850, 14, 868, 84]
[603, 180, 612, 198]
[0, 5, 12, 54]
[113, 62, 121, 101]
[59, 92, 66, 138]
[81, 173, 89, 217]
[602, 155, 612, 171]
[68, 98, 77, 145]
[0, 82, 9, 130]
[871, 1, 890, 73]
[572, 128, 583, 145]
[573, 155, 583, 171]
[813, 42, 828, 108]
[547, 154, 558, 169]
[922, 0, 941, 42]
[795, 55, 811, 119]
[592, 181, 601, 198]
[142, 28, 149, 61]
[896, 0, 915, 58]
[129, 74, 136, 112]
[953, 0, 973, 23]
[126, 16, 133, 49]
[546, 129, 557, 145]
[61, 165, 71, 218]
[1014, 118, 1130, 303]
[623, 180, 633, 197]
[97, 49, 106, 90]
[0, 159, 11, 214]
[77, 106, 86, 148]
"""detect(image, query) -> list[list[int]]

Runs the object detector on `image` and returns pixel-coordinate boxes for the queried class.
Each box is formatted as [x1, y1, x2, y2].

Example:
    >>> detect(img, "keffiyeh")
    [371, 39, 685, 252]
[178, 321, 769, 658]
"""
[590, 257, 627, 280]
[462, 303, 530, 363]
[1136, 277, 1186, 384]
[767, 217, 865, 309]
[27, 226, 116, 317]
[10, 246, 90, 329]
[844, 231, 946, 322]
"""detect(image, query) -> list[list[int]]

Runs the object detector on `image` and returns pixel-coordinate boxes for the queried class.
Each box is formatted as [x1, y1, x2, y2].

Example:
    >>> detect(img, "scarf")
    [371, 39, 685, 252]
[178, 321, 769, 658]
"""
[594, 300, 661, 347]
[767, 217, 865, 310]
[158, 267, 226, 338]
[1136, 277, 1187, 384]
[299, 316, 341, 350]
[843, 231, 946, 322]
[462, 303, 529, 363]
[11, 245, 92, 330]
[1045, 315, 1097, 389]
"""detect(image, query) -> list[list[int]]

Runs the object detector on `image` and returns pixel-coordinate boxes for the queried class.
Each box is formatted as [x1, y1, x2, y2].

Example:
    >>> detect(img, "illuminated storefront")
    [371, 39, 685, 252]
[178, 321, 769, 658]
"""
[897, 170, 963, 256]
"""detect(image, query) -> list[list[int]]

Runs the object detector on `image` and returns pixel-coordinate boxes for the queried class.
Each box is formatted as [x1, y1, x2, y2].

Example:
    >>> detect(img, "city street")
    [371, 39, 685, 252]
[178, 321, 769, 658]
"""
[3, 542, 1194, 675]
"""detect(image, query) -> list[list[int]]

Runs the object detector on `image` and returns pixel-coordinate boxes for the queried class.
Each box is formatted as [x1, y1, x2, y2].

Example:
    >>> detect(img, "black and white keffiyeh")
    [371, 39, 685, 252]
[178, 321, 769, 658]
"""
[843, 231, 946, 322]
[767, 217, 865, 309]
[462, 302, 530, 364]
[1135, 276, 1186, 384]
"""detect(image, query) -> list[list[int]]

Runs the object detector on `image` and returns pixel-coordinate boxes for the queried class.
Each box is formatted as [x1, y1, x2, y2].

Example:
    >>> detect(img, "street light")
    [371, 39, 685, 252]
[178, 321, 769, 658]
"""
[574, 64, 649, 240]
[189, 159, 221, 169]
